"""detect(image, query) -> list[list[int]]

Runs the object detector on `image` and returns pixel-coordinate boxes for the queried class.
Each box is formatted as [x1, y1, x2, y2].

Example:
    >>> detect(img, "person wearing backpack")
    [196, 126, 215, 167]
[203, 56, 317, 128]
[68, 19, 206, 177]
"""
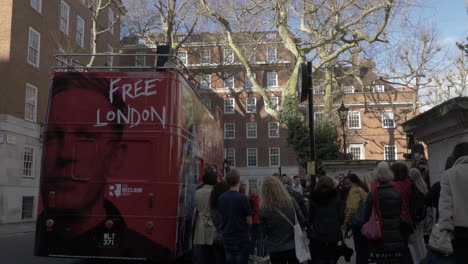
[408, 168, 428, 264]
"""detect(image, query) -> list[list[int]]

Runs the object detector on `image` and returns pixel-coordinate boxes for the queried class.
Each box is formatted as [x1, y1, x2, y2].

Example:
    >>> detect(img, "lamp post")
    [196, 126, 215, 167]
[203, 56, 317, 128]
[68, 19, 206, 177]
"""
[337, 102, 349, 156]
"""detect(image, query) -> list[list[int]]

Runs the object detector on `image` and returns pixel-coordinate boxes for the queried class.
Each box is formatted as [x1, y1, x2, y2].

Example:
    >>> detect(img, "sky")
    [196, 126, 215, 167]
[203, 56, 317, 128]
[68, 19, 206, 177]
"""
[415, 0, 467, 51]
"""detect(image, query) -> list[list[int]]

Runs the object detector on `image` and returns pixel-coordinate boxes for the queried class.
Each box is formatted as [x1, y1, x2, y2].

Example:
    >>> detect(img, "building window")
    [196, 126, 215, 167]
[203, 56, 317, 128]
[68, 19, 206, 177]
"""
[200, 50, 210, 64]
[313, 87, 325, 94]
[25, 84, 38, 122]
[372, 85, 385, 93]
[314, 112, 323, 123]
[348, 111, 361, 129]
[348, 144, 364, 160]
[135, 52, 146, 66]
[245, 49, 256, 63]
[225, 148, 236, 167]
[246, 97, 256, 113]
[76, 16, 85, 48]
[224, 74, 234, 88]
[31, 0, 41, 13]
[178, 50, 187, 65]
[202, 97, 211, 110]
[269, 147, 280, 167]
[344, 85, 355, 93]
[267, 47, 277, 63]
[138, 37, 147, 45]
[27, 27, 40, 67]
[60, 0, 70, 35]
[224, 98, 234, 113]
[266, 33, 276, 39]
[248, 179, 258, 189]
[107, 45, 113, 67]
[270, 96, 279, 110]
[23, 146, 34, 177]
[382, 110, 395, 128]
[224, 123, 235, 139]
[246, 122, 257, 138]
[384, 145, 397, 161]
[267, 72, 278, 87]
[224, 49, 234, 64]
[108, 8, 114, 34]
[247, 148, 258, 167]
[21, 196, 34, 220]
[200, 74, 211, 89]
[245, 73, 256, 88]
[268, 122, 280, 138]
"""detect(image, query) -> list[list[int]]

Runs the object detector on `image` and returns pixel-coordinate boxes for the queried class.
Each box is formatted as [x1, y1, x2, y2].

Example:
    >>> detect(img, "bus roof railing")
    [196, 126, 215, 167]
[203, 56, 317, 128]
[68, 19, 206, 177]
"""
[53, 53, 200, 92]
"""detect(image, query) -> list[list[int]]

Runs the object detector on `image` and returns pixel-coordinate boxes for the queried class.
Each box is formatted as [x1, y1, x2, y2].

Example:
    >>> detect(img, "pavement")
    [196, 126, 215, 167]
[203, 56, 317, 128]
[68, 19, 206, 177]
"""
[0, 221, 36, 236]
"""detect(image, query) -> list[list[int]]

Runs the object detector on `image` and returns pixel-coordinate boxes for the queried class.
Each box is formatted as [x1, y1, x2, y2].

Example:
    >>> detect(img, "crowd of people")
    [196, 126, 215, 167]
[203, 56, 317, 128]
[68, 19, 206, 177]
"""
[192, 142, 468, 264]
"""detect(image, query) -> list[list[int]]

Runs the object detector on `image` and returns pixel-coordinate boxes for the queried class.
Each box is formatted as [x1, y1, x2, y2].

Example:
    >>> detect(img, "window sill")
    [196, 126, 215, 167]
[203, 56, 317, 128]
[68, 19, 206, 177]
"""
[22, 176, 35, 179]
[26, 62, 40, 71]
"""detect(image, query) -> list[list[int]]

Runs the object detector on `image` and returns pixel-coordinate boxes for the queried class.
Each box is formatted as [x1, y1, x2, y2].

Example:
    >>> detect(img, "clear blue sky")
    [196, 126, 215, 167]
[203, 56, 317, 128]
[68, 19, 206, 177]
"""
[415, 0, 467, 48]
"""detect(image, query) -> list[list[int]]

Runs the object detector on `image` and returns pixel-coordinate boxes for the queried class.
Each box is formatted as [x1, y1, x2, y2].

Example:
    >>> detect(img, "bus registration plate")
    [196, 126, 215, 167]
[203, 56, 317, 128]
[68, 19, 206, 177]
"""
[101, 232, 119, 248]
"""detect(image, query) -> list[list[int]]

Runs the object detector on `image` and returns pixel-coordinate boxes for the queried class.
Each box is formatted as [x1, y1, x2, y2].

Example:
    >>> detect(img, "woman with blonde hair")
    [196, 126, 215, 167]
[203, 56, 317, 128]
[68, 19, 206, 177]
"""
[259, 176, 301, 264]
[408, 168, 428, 264]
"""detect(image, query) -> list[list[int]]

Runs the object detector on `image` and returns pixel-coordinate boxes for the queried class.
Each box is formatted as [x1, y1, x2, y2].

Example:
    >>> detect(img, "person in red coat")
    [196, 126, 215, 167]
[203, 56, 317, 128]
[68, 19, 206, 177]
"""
[248, 187, 267, 261]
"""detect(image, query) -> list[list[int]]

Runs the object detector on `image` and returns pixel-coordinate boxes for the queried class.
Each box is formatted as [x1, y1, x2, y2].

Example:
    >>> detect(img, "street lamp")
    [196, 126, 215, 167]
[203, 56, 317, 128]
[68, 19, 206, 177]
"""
[337, 102, 349, 156]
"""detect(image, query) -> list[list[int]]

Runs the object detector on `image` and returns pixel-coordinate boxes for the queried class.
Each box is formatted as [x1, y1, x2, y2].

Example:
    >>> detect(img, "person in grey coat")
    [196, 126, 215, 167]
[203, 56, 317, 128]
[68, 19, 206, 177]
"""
[439, 142, 468, 264]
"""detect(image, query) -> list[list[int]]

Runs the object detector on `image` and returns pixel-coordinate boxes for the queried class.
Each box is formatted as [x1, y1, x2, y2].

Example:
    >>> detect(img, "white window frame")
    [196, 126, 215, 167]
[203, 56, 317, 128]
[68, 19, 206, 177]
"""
[269, 147, 280, 167]
[27, 27, 40, 67]
[135, 52, 146, 66]
[314, 112, 323, 123]
[344, 85, 355, 93]
[224, 123, 235, 139]
[247, 148, 258, 167]
[382, 110, 396, 128]
[267, 47, 277, 63]
[22, 146, 35, 178]
[245, 73, 256, 89]
[25, 83, 38, 122]
[372, 84, 385, 93]
[200, 50, 210, 64]
[224, 98, 235, 114]
[108, 8, 115, 35]
[348, 111, 361, 129]
[246, 122, 257, 139]
[348, 143, 365, 160]
[384, 145, 397, 161]
[270, 96, 279, 110]
[60, 0, 70, 35]
[178, 50, 187, 65]
[31, 0, 42, 13]
[313, 87, 325, 94]
[225, 148, 236, 167]
[224, 49, 234, 64]
[200, 74, 211, 89]
[246, 97, 257, 113]
[223, 74, 234, 88]
[268, 122, 280, 138]
[266, 33, 276, 40]
[76, 16, 85, 48]
[267, 72, 278, 87]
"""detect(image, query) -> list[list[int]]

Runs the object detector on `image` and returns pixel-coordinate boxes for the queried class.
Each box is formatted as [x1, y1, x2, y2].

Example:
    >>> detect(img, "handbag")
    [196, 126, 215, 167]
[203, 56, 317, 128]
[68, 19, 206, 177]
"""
[361, 184, 383, 240]
[428, 223, 453, 255]
[276, 208, 312, 263]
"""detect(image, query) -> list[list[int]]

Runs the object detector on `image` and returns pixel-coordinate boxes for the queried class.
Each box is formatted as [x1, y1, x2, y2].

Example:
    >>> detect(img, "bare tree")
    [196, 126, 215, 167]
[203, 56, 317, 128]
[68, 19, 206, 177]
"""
[121, 0, 201, 52]
[200, 0, 405, 120]
[447, 42, 468, 96]
[378, 25, 443, 116]
[85, 0, 126, 67]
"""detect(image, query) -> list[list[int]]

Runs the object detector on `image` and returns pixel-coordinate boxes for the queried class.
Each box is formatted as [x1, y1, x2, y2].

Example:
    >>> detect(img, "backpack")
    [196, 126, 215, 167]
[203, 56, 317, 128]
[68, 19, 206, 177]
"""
[409, 183, 427, 224]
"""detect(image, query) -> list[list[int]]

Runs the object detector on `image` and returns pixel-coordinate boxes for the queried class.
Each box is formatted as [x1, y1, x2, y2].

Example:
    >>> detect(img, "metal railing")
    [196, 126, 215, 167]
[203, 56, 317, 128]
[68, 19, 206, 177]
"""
[53, 53, 200, 91]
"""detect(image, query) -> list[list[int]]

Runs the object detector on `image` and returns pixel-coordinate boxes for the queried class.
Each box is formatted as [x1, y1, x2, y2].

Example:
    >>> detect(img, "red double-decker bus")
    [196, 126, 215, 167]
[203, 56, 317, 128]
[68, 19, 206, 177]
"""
[34, 56, 224, 262]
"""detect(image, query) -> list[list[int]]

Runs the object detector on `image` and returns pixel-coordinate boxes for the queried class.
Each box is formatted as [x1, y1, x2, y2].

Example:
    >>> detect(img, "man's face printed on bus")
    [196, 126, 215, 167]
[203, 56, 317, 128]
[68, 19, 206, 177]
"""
[43, 87, 124, 213]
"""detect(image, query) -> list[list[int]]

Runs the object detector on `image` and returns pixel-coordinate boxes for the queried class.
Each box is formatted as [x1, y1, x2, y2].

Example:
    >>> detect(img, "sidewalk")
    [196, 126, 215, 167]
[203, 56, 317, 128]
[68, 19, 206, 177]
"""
[0, 221, 36, 236]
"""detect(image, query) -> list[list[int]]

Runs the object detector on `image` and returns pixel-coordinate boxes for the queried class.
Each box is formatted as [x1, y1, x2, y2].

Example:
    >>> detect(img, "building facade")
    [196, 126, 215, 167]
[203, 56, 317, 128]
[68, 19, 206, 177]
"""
[0, 0, 124, 223]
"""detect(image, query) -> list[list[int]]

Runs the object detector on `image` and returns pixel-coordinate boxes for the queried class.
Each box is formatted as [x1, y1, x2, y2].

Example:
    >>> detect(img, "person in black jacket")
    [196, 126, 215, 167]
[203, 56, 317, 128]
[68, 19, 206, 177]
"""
[364, 162, 405, 264]
[308, 176, 344, 264]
